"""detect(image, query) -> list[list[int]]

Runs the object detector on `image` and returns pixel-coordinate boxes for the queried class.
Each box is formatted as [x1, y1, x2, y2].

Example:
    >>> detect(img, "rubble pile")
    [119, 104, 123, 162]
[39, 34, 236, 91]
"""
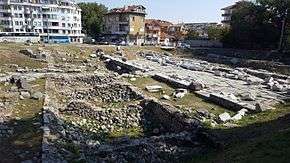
[42, 73, 205, 162]
[62, 101, 143, 132]
[19, 48, 48, 60]
[127, 50, 289, 113]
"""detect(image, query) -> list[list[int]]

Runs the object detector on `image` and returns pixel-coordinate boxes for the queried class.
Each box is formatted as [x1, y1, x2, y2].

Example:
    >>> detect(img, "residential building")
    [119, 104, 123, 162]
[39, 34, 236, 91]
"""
[221, 1, 244, 26]
[167, 24, 188, 43]
[145, 19, 172, 45]
[104, 5, 146, 45]
[0, 0, 84, 43]
[183, 23, 219, 39]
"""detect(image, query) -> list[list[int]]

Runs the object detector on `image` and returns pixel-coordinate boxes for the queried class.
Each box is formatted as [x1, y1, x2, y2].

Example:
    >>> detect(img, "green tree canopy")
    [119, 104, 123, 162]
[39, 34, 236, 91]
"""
[185, 30, 200, 40]
[78, 3, 108, 38]
[223, 0, 282, 49]
[207, 26, 229, 41]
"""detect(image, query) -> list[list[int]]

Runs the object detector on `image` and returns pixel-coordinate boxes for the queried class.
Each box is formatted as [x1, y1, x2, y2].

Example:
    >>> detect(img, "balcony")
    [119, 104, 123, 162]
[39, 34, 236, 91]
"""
[222, 13, 231, 17]
[0, 0, 8, 4]
[0, 9, 11, 12]
[221, 20, 231, 24]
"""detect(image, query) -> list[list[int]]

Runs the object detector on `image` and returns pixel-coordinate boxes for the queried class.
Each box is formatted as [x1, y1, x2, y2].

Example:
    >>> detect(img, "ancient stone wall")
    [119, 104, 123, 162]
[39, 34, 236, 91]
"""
[71, 83, 144, 102]
[63, 101, 143, 131]
[141, 99, 201, 133]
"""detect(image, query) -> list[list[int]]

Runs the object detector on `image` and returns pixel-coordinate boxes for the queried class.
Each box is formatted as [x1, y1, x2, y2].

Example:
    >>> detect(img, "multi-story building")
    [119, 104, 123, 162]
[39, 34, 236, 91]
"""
[167, 24, 188, 43]
[145, 19, 172, 45]
[183, 23, 219, 39]
[221, 1, 244, 26]
[0, 0, 83, 43]
[104, 5, 146, 45]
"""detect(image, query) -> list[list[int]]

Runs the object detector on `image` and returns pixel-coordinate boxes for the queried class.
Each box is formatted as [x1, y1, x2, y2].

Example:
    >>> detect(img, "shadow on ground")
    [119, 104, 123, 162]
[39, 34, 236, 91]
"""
[191, 110, 290, 163]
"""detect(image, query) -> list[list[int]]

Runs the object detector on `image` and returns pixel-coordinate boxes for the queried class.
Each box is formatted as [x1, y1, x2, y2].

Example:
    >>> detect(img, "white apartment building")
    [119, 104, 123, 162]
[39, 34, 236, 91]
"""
[0, 0, 83, 43]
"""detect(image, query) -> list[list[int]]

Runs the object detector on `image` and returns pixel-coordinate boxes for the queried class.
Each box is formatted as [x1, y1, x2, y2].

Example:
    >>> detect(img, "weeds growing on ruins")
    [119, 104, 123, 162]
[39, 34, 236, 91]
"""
[0, 0, 290, 162]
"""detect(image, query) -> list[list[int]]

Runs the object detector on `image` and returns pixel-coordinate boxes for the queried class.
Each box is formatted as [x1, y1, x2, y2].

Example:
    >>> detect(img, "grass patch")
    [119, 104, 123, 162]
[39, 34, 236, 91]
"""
[0, 76, 45, 162]
[108, 127, 144, 139]
[13, 98, 43, 119]
[128, 77, 229, 115]
[0, 43, 46, 72]
[0, 81, 12, 91]
[64, 115, 144, 142]
[0, 98, 43, 162]
[223, 129, 290, 163]
[56, 141, 82, 162]
[236, 104, 290, 127]
[189, 103, 290, 162]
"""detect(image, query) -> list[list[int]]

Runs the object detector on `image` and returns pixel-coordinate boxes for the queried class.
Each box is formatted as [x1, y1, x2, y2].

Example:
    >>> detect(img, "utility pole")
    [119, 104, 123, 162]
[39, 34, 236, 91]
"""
[278, 1, 288, 53]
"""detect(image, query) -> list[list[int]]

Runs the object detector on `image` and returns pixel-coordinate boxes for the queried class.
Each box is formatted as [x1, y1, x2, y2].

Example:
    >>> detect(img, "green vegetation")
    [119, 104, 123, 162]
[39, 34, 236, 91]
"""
[78, 3, 108, 38]
[223, 0, 289, 50]
[207, 26, 229, 41]
[127, 77, 229, 115]
[0, 99, 43, 161]
[56, 141, 81, 162]
[0, 78, 45, 162]
[44, 44, 96, 63]
[0, 43, 46, 72]
[64, 115, 144, 141]
[108, 127, 144, 139]
[190, 102, 290, 163]
[185, 30, 200, 40]
[223, 130, 290, 163]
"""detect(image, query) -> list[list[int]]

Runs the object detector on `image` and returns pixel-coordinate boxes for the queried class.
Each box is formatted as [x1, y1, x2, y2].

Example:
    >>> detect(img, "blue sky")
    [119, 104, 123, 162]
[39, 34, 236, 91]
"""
[78, 0, 240, 23]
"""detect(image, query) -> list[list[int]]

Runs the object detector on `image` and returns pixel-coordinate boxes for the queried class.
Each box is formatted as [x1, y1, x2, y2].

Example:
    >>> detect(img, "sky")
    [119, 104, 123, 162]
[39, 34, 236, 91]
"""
[78, 0, 241, 23]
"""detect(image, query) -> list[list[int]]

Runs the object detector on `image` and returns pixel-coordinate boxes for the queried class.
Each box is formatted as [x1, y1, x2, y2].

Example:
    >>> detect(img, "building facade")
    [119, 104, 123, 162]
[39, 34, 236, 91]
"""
[0, 0, 83, 43]
[145, 19, 172, 45]
[104, 5, 146, 45]
[221, 1, 244, 26]
[183, 23, 219, 39]
[167, 24, 188, 44]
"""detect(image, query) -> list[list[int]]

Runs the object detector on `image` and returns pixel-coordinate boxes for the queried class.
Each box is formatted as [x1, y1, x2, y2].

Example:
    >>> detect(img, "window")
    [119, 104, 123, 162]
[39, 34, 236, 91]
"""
[62, 23, 65, 27]
[51, 22, 58, 26]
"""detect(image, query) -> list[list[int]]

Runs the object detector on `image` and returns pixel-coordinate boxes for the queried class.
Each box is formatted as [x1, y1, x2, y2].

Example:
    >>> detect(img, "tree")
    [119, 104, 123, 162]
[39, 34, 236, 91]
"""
[78, 3, 108, 38]
[185, 30, 199, 40]
[257, 0, 290, 51]
[207, 26, 228, 41]
[223, 1, 281, 49]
